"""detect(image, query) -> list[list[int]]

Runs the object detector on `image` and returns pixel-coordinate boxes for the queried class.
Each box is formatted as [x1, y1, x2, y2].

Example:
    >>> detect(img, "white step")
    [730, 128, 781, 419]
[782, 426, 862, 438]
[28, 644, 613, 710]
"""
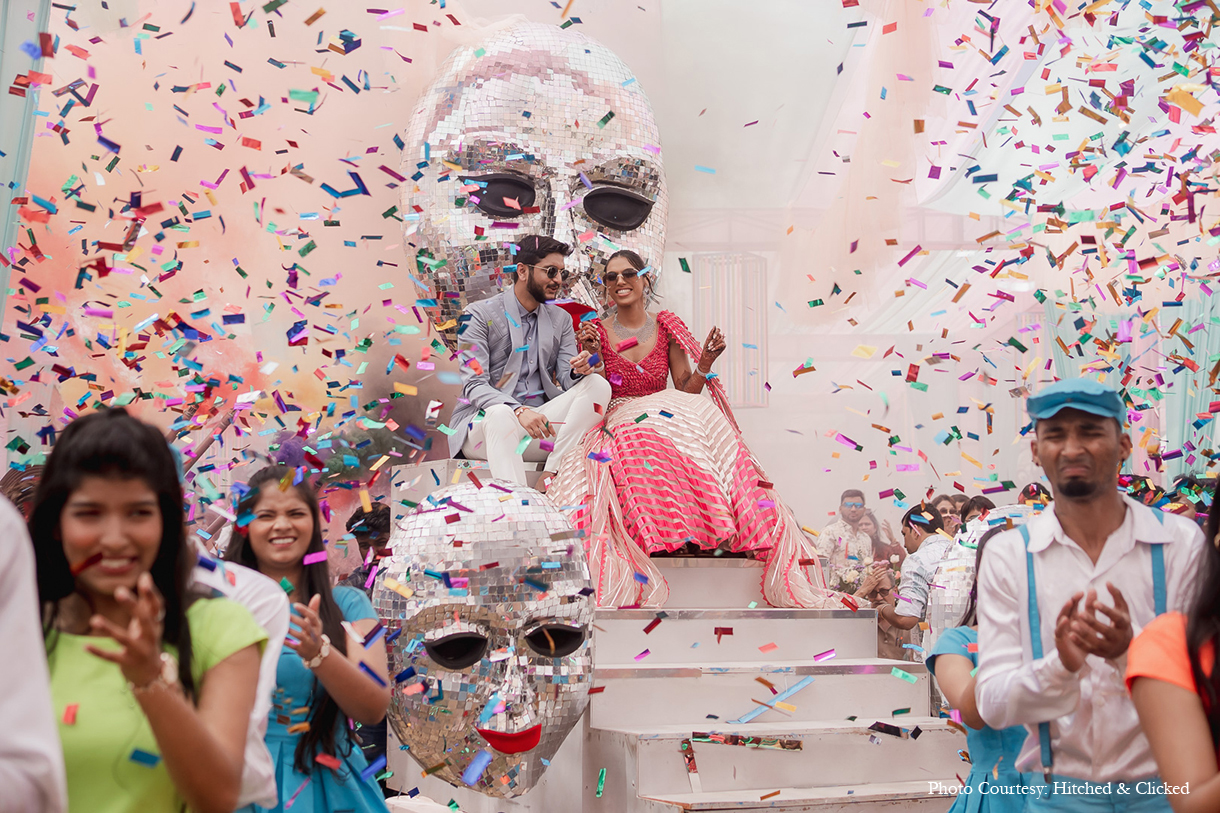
[590, 659, 931, 727]
[594, 608, 878, 664]
[587, 718, 965, 796]
[636, 780, 963, 812]
[653, 557, 767, 607]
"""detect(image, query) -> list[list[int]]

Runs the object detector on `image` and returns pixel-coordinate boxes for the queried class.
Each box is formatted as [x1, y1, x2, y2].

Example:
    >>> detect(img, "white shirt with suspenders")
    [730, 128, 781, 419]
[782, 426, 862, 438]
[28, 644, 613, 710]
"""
[976, 495, 1203, 786]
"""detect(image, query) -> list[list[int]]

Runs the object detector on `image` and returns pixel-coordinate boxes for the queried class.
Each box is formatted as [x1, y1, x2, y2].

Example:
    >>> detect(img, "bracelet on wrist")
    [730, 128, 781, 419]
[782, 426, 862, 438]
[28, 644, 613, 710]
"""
[128, 652, 180, 696]
[304, 634, 332, 670]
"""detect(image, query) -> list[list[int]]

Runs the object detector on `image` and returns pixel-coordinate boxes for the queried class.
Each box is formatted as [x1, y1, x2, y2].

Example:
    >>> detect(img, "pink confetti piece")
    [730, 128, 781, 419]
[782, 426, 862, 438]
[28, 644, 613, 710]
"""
[303, 551, 328, 566]
[634, 649, 651, 661]
[814, 649, 836, 661]
[897, 244, 922, 267]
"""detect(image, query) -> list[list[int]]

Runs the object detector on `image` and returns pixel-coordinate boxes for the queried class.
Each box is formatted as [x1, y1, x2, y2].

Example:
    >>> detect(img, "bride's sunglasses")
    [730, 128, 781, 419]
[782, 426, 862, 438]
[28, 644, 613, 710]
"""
[603, 270, 640, 285]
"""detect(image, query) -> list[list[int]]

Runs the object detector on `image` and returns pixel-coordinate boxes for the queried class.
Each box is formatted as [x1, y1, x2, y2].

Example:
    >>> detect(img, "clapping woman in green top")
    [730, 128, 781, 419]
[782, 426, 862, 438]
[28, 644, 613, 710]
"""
[31, 409, 267, 813]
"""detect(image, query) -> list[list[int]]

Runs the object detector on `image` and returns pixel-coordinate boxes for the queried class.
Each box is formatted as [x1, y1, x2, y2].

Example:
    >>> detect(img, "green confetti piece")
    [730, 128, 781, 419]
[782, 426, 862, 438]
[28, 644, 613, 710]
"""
[515, 435, 532, 455]
[634, 414, 649, 423]
[1007, 337, 1029, 353]
[596, 767, 606, 797]
[891, 667, 917, 684]
[808, 299, 824, 307]
[892, 707, 911, 715]
[679, 257, 691, 274]
[288, 89, 319, 104]
[279, 577, 294, 593]
[596, 110, 615, 129]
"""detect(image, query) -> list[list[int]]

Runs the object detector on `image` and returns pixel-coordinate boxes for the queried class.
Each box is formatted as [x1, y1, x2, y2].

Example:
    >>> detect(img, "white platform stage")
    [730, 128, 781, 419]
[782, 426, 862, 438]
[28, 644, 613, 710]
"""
[385, 462, 963, 811]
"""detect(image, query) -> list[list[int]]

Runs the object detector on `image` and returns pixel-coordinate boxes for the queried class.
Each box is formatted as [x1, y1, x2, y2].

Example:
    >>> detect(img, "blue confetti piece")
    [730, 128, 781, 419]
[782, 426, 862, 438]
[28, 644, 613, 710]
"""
[461, 750, 494, 785]
[478, 692, 501, 725]
[360, 754, 387, 782]
[129, 749, 161, 768]
[20, 40, 41, 59]
[359, 661, 388, 687]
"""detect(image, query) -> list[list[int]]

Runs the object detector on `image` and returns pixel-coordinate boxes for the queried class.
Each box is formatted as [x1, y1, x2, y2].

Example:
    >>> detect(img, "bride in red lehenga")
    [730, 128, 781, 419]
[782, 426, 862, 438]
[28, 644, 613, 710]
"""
[547, 250, 843, 609]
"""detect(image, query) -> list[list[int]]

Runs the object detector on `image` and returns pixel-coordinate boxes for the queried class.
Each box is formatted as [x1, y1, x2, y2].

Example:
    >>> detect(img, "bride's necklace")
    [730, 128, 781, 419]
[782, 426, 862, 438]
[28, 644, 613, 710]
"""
[612, 311, 656, 343]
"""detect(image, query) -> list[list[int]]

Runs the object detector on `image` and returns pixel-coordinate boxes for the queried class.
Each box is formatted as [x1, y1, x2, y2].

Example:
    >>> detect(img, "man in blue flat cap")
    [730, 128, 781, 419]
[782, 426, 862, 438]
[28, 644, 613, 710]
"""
[975, 379, 1203, 811]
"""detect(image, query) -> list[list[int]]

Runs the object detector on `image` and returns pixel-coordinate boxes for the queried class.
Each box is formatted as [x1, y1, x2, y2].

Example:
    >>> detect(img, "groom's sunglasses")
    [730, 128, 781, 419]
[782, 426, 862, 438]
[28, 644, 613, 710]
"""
[525, 264, 570, 281]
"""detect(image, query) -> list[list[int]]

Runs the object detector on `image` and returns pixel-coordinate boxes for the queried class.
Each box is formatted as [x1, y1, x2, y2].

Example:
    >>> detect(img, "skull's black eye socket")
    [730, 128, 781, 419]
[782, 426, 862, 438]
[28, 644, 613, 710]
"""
[582, 186, 654, 231]
[424, 633, 489, 670]
[525, 625, 586, 658]
[463, 174, 536, 218]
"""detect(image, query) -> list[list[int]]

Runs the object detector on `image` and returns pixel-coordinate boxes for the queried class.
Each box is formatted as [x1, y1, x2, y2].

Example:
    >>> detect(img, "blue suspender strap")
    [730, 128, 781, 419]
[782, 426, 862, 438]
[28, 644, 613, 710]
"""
[1019, 525, 1055, 786]
[1151, 543, 1167, 617]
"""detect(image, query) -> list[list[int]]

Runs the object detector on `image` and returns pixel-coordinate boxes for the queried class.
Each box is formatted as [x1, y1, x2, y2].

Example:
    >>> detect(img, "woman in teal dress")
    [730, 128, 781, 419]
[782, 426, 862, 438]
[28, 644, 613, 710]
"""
[226, 466, 391, 813]
[926, 527, 1032, 812]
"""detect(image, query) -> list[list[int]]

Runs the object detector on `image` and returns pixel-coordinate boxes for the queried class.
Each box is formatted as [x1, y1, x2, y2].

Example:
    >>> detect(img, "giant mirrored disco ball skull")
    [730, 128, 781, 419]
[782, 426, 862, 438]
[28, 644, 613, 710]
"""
[372, 479, 594, 797]
[401, 21, 668, 347]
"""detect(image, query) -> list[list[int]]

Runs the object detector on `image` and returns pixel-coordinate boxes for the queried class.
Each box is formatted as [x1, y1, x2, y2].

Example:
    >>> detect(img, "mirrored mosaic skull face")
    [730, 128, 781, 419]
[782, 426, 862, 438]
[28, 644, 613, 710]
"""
[401, 21, 668, 347]
[372, 480, 594, 797]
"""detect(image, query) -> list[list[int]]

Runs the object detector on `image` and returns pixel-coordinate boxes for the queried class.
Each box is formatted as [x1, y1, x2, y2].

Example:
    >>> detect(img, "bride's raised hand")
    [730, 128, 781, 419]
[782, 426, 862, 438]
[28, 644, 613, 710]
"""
[698, 326, 726, 372]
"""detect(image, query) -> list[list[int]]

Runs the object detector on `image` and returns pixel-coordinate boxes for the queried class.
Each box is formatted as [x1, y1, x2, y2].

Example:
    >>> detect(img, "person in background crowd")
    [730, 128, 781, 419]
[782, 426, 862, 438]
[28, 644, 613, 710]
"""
[931, 493, 961, 536]
[1018, 481, 1052, 506]
[951, 493, 969, 522]
[977, 379, 1203, 811]
[340, 502, 392, 594]
[860, 510, 905, 567]
[225, 466, 390, 813]
[0, 496, 66, 813]
[855, 565, 908, 660]
[960, 495, 996, 527]
[0, 465, 44, 520]
[1126, 478, 1220, 812]
[877, 503, 949, 654]
[817, 489, 874, 576]
[928, 526, 1031, 811]
[339, 501, 392, 792]
[32, 410, 266, 813]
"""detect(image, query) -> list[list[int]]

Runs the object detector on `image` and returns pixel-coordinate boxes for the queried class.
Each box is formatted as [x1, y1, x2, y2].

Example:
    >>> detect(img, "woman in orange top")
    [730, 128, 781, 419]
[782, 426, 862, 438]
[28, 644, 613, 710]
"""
[1127, 492, 1220, 813]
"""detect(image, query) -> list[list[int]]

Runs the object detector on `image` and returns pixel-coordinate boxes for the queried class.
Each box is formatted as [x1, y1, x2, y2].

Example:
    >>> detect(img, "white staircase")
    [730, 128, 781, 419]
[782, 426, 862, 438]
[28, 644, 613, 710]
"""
[582, 566, 964, 812]
[384, 469, 964, 811]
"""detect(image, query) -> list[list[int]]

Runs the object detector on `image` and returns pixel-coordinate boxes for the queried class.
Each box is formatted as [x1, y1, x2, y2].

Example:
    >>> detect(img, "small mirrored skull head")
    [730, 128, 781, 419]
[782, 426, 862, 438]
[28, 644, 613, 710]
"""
[373, 479, 594, 797]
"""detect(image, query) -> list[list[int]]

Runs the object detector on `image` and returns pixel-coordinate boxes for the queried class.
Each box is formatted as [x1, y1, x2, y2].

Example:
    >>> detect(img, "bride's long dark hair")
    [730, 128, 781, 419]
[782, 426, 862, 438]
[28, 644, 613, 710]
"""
[1188, 485, 1220, 745]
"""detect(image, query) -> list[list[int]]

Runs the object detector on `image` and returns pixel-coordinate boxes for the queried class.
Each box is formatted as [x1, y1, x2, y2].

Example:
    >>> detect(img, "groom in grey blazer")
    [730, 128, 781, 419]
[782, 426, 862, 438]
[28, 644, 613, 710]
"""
[449, 235, 611, 486]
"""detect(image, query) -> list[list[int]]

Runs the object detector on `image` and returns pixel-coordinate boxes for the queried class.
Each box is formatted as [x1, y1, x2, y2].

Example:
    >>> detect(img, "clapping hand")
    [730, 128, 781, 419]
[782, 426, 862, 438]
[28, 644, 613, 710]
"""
[286, 594, 326, 662]
[698, 327, 726, 372]
[1054, 592, 1088, 672]
[85, 572, 168, 688]
[1069, 584, 1132, 662]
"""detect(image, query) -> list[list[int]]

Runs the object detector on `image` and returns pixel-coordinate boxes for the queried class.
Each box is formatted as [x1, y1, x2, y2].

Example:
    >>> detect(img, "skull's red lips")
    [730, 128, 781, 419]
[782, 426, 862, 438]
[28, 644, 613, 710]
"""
[477, 725, 542, 754]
